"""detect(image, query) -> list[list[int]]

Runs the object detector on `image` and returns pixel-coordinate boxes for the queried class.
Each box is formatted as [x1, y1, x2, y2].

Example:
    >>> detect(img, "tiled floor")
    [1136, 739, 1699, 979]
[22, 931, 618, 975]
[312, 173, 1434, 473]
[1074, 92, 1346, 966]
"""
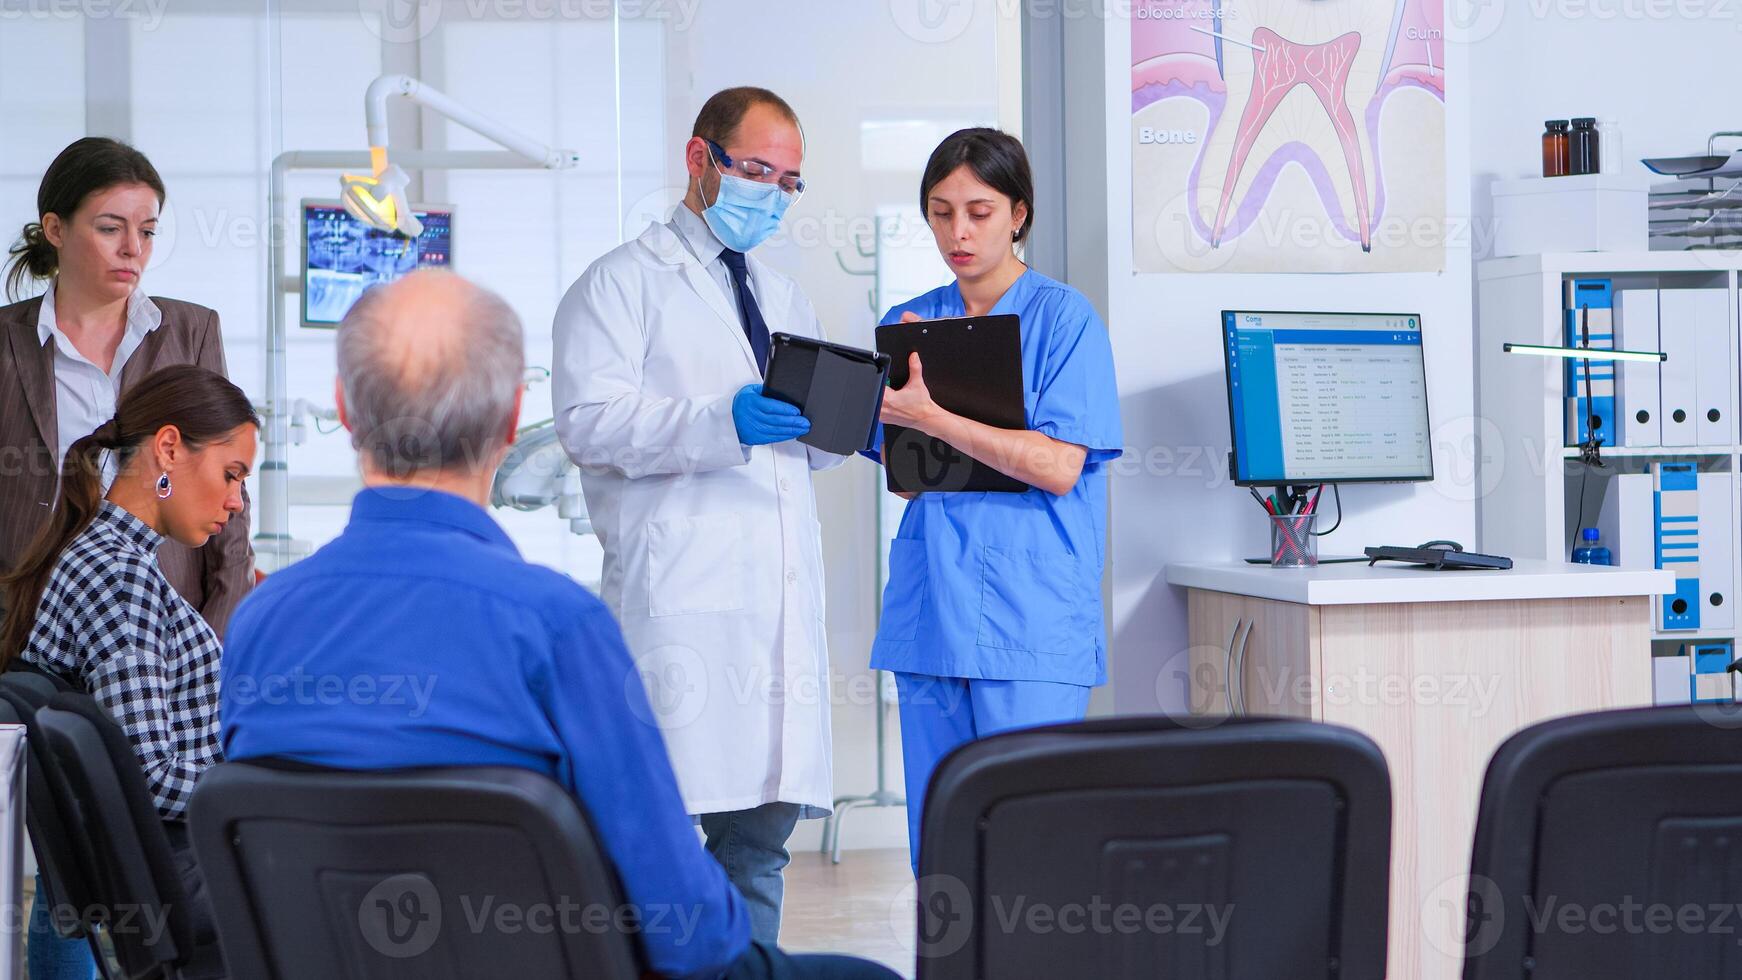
[780, 848, 916, 978]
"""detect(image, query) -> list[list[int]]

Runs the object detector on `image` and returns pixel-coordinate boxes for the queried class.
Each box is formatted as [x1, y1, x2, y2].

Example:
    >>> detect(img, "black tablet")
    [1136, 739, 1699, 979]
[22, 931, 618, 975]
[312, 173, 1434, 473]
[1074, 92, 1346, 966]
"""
[762, 333, 891, 455]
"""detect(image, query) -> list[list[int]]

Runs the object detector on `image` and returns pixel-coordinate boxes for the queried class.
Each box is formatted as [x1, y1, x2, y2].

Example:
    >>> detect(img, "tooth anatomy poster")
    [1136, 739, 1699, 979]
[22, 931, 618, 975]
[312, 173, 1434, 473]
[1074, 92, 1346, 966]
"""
[1132, 0, 1446, 274]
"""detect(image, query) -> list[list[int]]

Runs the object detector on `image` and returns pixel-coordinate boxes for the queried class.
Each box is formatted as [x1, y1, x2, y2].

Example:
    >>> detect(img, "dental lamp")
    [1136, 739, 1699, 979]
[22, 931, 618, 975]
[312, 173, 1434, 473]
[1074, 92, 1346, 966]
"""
[339, 74, 580, 236]
[341, 158, 420, 237]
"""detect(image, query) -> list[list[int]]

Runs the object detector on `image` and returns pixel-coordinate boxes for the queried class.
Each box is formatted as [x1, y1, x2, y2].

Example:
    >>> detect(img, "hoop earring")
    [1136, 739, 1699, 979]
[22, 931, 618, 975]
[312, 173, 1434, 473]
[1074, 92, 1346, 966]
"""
[156, 473, 173, 500]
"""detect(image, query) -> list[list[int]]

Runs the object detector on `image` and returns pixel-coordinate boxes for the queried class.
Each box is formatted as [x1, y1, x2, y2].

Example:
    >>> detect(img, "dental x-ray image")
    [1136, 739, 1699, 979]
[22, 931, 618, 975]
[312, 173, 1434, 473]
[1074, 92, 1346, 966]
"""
[302, 201, 452, 326]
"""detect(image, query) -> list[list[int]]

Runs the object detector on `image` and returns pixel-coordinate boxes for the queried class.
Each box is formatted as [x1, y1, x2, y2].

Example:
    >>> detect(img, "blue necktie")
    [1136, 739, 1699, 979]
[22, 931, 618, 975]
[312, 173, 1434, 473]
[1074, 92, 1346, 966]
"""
[718, 248, 771, 370]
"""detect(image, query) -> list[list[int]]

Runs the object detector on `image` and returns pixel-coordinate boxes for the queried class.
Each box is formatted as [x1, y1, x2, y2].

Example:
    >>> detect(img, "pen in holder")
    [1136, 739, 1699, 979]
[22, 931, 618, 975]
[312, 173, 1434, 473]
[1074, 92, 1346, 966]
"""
[1270, 513, 1318, 568]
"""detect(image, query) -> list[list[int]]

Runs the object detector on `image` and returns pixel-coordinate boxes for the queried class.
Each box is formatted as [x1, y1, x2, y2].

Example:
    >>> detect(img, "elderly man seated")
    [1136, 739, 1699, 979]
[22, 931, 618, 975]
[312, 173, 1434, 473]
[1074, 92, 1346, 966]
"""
[220, 270, 897, 980]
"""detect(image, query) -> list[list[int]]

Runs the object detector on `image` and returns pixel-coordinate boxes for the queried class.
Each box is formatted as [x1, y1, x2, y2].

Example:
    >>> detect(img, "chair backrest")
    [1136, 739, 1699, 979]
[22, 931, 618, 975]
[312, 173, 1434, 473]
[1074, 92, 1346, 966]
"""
[1, 670, 62, 702]
[8, 660, 80, 695]
[189, 761, 643, 980]
[0, 672, 96, 941]
[916, 715, 1392, 980]
[35, 693, 201, 978]
[1464, 705, 1742, 979]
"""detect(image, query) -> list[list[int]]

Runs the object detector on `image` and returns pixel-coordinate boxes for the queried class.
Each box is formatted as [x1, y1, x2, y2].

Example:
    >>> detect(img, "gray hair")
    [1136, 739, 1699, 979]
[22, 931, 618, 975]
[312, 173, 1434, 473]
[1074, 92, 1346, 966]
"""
[336, 274, 524, 478]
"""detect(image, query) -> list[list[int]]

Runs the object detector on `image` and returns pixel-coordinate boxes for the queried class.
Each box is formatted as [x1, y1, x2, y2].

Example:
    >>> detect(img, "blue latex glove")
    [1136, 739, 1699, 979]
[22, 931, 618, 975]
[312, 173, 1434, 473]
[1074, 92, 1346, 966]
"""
[733, 384, 811, 446]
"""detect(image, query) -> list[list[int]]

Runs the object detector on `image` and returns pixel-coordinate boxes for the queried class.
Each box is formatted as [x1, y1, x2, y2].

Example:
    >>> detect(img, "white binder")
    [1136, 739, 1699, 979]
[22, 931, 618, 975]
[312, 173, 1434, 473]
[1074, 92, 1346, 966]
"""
[1596, 472, 1655, 569]
[1658, 291, 1700, 446]
[1699, 471, 1735, 631]
[1653, 651, 1693, 705]
[1690, 289, 1733, 446]
[1614, 289, 1661, 448]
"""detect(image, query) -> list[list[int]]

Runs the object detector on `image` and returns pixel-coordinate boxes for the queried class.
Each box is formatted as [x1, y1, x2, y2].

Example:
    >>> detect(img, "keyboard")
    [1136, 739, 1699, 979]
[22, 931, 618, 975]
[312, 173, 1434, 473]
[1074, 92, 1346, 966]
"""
[1363, 545, 1513, 570]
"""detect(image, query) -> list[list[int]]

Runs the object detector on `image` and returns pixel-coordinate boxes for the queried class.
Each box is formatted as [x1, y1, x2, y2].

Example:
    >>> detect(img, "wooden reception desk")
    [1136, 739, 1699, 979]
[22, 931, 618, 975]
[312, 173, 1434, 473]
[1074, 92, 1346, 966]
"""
[1165, 559, 1672, 980]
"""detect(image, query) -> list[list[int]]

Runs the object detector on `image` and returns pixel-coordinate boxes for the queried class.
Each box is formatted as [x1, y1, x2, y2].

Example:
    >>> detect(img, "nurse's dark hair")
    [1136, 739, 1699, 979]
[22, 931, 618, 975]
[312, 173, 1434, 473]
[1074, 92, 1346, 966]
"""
[4, 136, 166, 302]
[0, 365, 257, 666]
[691, 87, 801, 145]
[919, 128, 1035, 244]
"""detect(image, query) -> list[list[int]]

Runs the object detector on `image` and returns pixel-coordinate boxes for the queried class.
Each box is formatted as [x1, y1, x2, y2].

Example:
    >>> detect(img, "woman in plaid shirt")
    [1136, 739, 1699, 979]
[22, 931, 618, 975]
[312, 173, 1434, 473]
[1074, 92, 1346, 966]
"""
[0, 363, 257, 966]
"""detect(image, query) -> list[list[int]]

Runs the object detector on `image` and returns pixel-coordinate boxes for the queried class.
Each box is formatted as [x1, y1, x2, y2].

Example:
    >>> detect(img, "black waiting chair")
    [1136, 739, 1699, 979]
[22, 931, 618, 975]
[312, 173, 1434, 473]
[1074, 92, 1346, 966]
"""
[0, 672, 111, 970]
[916, 715, 1392, 979]
[34, 693, 226, 979]
[1464, 705, 1742, 979]
[188, 762, 642, 980]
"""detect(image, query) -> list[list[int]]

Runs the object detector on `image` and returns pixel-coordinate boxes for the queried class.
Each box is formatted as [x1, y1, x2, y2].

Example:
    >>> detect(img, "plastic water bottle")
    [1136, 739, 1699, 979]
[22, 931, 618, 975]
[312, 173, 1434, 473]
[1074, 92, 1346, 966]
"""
[1572, 527, 1612, 566]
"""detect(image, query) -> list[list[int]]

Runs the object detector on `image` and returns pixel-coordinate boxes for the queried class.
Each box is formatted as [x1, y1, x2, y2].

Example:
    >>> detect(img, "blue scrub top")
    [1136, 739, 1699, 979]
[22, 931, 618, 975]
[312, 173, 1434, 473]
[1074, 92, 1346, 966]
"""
[869, 268, 1123, 686]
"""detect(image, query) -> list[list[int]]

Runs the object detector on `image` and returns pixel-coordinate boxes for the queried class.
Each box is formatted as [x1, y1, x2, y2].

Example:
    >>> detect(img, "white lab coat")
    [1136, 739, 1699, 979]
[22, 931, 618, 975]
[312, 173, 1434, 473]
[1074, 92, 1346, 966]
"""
[552, 213, 843, 818]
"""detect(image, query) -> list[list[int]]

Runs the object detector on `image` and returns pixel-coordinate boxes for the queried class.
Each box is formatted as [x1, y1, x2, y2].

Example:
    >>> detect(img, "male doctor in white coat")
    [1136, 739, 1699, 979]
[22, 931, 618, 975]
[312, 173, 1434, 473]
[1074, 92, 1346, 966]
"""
[551, 87, 841, 943]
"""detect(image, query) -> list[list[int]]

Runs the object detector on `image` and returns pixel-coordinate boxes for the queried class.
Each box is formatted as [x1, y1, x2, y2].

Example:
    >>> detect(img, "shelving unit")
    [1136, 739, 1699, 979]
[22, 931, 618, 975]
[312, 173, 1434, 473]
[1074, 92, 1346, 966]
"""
[1559, 446, 1732, 459]
[1476, 251, 1742, 695]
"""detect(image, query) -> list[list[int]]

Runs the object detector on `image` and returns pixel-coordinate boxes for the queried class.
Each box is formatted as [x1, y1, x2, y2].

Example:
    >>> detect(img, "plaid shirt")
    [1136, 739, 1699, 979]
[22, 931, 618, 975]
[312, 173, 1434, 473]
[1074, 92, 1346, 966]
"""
[23, 501, 223, 819]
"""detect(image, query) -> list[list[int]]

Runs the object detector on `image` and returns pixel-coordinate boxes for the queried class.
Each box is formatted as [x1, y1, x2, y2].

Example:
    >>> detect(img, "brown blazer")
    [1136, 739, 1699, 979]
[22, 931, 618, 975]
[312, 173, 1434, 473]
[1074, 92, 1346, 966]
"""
[0, 293, 254, 636]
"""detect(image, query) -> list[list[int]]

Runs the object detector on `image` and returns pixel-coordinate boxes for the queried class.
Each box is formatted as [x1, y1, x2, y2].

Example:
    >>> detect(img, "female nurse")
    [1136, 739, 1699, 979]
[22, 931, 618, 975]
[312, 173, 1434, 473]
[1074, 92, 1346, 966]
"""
[870, 128, 1123, 870]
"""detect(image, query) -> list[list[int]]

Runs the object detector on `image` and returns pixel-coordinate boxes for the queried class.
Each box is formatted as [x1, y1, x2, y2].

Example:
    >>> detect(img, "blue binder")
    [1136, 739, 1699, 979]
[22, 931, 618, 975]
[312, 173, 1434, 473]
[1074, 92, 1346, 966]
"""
[1691, 642, 1734, 703]
[1565, 278, 1615, 447]
[1654, 461, 1702, 631]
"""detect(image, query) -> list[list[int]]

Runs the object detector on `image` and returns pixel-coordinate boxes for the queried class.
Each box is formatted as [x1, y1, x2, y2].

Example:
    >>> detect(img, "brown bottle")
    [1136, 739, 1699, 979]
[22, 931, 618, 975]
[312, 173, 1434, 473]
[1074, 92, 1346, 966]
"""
[1543, 120, 1570, 177]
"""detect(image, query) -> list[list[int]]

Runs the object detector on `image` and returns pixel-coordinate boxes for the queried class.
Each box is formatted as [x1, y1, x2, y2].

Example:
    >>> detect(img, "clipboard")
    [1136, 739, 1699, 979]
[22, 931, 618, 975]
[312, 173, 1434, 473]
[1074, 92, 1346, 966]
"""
[762, 333, 892, 455]
[875, 314, 1028, 493]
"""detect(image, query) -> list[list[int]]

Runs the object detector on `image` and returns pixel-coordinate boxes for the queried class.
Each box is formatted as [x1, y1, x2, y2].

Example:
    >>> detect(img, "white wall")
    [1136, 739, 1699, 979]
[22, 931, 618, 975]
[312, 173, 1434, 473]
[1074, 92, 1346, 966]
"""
[0, 21, 84, 262]
[1466, 3, 1740, 254]
[1069, 11, 1480, 713]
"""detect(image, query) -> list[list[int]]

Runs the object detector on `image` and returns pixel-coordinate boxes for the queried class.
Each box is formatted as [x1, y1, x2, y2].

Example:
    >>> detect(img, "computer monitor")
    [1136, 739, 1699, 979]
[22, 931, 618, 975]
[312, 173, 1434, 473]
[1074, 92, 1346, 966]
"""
[1222, 310, 1434, 487]
[300, 199, 453, 327]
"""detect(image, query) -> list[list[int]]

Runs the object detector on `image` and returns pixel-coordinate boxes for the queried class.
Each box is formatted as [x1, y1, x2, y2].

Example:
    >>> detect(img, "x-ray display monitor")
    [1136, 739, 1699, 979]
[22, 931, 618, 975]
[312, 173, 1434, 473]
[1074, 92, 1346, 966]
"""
[301, 200, 453, 327]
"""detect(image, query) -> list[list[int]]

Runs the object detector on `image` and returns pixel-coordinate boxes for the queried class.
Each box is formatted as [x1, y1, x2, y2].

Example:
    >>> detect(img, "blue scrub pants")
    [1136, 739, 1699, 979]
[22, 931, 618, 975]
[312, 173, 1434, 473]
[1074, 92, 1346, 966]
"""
[893, 673, 1091, 873]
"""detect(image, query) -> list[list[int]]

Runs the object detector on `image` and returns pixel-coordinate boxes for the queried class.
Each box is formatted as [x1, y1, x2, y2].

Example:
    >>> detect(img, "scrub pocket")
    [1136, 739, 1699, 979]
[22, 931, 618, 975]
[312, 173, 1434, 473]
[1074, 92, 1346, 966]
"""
[977, 546, 1086, 655]
[646, 512, 748, 616]
[879, 539, 929, 642]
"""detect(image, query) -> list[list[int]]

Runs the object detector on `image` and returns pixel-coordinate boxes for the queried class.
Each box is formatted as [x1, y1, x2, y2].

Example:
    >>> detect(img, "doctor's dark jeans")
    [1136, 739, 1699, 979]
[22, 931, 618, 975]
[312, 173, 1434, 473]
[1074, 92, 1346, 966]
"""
[701, 801, 802, 943]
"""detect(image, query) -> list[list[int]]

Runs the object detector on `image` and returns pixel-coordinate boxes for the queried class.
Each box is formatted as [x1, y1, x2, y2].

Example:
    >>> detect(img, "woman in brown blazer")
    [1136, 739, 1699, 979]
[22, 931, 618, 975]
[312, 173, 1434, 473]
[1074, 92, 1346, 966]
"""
[0, 137, 253, 638]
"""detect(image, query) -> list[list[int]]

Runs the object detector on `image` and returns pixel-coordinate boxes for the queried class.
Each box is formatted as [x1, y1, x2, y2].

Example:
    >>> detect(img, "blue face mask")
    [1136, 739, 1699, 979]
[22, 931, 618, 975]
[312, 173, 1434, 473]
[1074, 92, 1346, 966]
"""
[700, 165, 794, 253]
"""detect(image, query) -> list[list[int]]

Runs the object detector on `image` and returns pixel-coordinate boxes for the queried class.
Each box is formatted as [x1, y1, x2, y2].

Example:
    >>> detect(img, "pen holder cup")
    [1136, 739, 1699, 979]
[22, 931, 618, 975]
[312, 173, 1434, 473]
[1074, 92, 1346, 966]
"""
[1269, 514, 1318, 568]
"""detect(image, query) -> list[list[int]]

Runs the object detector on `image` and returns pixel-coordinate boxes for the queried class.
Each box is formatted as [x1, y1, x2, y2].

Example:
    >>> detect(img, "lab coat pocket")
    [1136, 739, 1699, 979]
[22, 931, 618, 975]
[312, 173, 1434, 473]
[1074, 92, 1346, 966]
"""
[977, 546, 1084, 655]
[879, 539, 928, 642]
[646, 512, 749, 617]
